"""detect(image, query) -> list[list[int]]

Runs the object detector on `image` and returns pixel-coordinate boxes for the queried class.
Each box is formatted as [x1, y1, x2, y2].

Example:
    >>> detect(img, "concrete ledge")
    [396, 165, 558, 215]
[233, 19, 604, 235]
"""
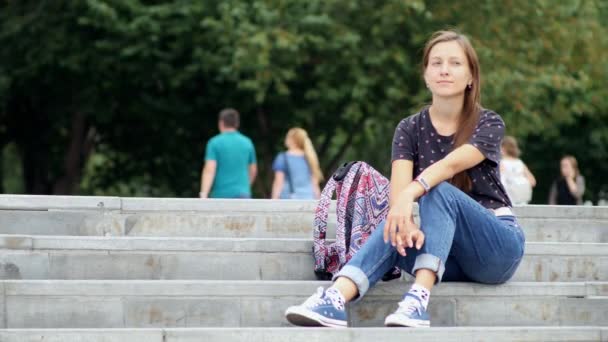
[1, 236, 606, 281]
[121, 212, 329, 238]
[121, 198, 335, 213]
[0, 211, 124, 236]
[0, 329, 162, 342]
[587, 282, 608, 297]
[0, 211, 336, 238]
[513, 205, 608, 219]
[0, 282, 5, 329]
[0, 195, 121, 210]
[0, 327, 605, 342]
[2, 208, 607, 243]
[519, 218, 608, 243]
[1, 195, 607, 219]
[0, 281, 606, 328]
[0, 236, 33, 250]
[30, 236, 312, 253]
[0, 280, 596, 297]
[164, 327, 608, 342]
[118, 201, 606, 219]
[1, 251, 604, 282]
[2, 235, 607, 254]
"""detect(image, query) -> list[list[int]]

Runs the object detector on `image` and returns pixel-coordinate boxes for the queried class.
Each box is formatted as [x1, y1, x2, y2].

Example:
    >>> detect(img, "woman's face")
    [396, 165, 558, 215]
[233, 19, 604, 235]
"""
[424, 41, 472, 98]
[560, 158, 575, 178]
[284, 134, 293, 149]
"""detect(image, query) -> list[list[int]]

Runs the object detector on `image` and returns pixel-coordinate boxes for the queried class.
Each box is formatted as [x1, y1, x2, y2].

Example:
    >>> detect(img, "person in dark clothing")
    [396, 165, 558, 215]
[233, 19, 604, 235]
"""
[548, 155, 585, 205]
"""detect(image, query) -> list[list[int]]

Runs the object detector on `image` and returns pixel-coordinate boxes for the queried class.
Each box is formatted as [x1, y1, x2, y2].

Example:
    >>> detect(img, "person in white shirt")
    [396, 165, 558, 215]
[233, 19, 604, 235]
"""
[500, 136, 536, 205]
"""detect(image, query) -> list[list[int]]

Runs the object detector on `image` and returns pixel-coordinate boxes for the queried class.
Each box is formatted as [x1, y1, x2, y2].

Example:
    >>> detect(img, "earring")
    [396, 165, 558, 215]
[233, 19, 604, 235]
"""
[467, 83, 472, 89]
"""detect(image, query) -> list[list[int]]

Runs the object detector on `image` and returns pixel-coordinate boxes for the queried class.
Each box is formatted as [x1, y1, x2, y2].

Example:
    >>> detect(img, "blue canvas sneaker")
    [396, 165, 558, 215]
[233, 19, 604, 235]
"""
[285, 287, 347, 328]
[384, 293, 431, 327]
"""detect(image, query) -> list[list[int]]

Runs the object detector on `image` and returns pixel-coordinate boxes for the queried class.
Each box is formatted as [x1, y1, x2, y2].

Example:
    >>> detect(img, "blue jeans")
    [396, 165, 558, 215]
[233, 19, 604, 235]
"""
[334, 182, 525, 298]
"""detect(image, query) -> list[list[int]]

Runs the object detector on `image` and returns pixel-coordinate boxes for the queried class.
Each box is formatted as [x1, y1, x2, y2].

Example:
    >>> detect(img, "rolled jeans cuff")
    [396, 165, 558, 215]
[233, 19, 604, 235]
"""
[412, 253, 445, 283]
[332, 265, 369, 301]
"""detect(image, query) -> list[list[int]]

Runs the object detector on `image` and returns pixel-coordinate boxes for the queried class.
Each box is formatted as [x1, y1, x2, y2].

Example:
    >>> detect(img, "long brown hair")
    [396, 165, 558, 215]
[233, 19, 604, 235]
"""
[422, 30, 482, 192]
[561, 155, 580, 178]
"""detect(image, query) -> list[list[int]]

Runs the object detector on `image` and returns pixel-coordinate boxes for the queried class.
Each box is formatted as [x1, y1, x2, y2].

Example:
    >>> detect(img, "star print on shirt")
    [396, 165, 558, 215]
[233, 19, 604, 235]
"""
[391, 107, 512, 208]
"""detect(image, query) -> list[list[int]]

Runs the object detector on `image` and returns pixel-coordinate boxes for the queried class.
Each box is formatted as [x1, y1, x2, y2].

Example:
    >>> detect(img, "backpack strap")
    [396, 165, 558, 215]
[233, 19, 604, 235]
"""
[333, 161, 358, 181]
[282, 153, 295, 196]
[334, 162, 362, 266]
[313, 176, 337, 271]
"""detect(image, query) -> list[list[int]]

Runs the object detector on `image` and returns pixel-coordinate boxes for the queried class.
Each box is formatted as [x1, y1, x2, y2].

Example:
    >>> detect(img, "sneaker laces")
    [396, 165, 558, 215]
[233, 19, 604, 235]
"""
[302, 287, 328, 309]
[395, 294, 423, 316]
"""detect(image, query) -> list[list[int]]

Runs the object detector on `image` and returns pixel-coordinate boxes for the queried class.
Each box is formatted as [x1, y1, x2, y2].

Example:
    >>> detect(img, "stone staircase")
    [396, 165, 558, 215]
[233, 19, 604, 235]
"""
[0, 195, 606, 341]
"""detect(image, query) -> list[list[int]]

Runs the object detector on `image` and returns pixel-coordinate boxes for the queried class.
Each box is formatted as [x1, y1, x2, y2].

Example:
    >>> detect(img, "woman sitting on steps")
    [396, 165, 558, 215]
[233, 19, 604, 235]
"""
[284, 30, 525, 328]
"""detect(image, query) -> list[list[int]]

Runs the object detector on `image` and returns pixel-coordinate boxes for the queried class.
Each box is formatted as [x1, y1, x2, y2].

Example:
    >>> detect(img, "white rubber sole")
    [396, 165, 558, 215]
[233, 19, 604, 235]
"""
[285, 306, 347, 328]
[384, 313, 431, 328]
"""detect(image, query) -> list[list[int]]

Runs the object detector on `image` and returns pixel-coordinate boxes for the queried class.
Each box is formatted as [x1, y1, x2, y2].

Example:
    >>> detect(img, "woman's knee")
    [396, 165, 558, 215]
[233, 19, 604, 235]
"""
[467, 259, 522, 285]
[420, 182, 456, 203]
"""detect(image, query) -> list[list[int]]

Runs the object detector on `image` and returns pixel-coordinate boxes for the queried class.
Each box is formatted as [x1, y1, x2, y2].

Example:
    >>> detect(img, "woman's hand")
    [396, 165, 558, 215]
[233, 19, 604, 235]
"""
[383, 191, 425, 256]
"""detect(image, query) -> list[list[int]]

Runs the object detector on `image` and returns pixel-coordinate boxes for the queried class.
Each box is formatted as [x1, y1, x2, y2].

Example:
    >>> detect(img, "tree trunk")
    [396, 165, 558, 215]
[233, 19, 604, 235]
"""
[0, 144, 4, 194]
[317, 122, 336, 165]
[325, 116, 368, 175]
[21, 140, 51, 194]
[13, 104, 52, 194]
[255, 106, 274, 198]
[52, 111, 96, 195]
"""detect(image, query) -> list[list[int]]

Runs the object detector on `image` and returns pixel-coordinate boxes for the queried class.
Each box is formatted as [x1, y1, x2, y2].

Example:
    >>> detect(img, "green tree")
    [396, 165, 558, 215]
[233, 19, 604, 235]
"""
[426, 0, 608, 202]
[1, 0, 606, 202]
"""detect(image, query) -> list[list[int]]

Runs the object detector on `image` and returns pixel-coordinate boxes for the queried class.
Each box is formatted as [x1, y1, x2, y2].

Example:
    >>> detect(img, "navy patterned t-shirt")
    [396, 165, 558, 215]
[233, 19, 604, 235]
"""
[391, 106, 512, 209]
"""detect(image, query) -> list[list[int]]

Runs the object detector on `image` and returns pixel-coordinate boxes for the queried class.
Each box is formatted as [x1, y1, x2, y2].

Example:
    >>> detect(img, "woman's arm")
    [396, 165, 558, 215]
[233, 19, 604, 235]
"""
[385, 144, 486, 253]
[199, 160, 217, 198]
[573, 176, 585, 200]
[548, 181, 557, 204]
[248, 163, 258, 185]
[311, 175, 321, 199]
[524, 164, 536, 187]
[401, 144, 486, 200]
[389, 160, 414, 208]
[271, 172, 285, 199]
[499, 160, 507, 185]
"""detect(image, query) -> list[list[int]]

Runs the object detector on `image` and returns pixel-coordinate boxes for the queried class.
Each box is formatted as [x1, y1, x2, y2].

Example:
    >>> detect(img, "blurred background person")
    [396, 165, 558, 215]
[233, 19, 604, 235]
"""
[548, 155, 585, 205]
[271, 128, 323, 199]
[200, 108, 257, 199]
[500, 136, 536, 205]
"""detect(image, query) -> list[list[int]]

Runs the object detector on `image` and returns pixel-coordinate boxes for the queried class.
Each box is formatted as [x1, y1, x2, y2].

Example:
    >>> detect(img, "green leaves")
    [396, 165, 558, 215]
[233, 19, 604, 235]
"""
[0, 0, 606, 201]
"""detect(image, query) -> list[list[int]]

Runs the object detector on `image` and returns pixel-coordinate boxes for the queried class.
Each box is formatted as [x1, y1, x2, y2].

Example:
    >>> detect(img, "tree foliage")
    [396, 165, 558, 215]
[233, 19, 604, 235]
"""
[1, 0, 607, 202]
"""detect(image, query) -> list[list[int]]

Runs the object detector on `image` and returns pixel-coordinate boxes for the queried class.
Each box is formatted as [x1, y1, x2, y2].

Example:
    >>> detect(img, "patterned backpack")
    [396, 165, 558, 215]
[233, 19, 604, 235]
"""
[313, 161, 401, 281]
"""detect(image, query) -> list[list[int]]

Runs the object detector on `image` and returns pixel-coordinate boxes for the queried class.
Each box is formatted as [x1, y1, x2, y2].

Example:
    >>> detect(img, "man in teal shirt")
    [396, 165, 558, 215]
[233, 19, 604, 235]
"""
[199, 108, 257, 198]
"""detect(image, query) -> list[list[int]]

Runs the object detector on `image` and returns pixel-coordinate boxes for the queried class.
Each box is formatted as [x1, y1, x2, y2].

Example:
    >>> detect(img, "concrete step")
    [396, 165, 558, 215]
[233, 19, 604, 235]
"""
[0, 280, 606, 328]
[2, 195, 607, 218]
[2, 196, 607, 236]
[1, 235, 606, 282]
[1, 209, 607, 243]
[0, 210, 326, 239]
[1, 327, 607, 342]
